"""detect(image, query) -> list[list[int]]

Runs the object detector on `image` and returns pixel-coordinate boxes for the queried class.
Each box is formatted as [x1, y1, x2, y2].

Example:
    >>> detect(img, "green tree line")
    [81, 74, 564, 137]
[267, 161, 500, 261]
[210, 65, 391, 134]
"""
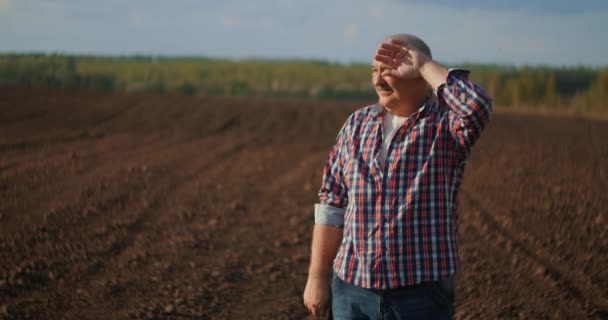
[0, 53, 606, 114]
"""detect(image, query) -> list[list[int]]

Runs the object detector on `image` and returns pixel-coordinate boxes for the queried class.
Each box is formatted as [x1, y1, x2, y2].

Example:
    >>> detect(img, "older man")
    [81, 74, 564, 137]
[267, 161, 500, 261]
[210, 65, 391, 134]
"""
[303, 34, 492, 319]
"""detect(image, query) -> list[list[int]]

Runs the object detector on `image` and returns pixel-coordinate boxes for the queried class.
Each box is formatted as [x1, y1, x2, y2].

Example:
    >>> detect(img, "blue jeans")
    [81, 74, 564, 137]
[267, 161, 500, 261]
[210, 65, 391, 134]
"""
[331, 271, 455, 320]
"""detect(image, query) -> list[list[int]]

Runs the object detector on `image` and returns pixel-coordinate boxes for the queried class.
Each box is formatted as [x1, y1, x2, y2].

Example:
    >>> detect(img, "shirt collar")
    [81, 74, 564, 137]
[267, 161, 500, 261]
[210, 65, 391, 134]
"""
[370, 103, 384, 117]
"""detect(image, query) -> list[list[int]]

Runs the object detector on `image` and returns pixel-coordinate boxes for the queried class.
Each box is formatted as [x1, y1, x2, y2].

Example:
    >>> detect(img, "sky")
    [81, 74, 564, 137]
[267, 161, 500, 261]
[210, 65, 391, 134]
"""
[0, 0, 607, 66]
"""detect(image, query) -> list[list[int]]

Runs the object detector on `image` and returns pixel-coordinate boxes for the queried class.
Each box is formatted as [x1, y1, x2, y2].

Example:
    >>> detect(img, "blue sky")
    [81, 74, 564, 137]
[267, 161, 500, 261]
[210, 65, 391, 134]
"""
[0, 0, 606, 66]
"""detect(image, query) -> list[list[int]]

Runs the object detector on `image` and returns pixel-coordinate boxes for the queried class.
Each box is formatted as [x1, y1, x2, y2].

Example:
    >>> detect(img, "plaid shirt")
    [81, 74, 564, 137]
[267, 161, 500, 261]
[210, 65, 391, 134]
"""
[314, 69, 492, 289]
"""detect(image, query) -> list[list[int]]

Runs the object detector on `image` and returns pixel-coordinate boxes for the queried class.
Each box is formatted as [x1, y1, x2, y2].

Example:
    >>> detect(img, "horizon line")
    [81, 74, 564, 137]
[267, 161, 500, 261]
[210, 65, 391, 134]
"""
[0, 51, 606, 69]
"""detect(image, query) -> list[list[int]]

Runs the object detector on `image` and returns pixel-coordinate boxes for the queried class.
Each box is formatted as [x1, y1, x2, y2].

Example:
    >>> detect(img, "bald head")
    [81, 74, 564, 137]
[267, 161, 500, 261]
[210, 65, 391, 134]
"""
[383, 33, 432, 59]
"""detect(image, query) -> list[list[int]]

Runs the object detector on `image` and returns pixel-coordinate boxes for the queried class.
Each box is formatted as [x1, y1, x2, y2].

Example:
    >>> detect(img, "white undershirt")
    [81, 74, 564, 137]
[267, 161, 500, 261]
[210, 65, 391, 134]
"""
[377, 110, 409, 169]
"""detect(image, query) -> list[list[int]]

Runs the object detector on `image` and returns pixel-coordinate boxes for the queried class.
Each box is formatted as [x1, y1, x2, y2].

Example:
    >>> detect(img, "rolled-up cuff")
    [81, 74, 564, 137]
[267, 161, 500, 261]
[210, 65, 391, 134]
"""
[314, 203, 345, 226]
[437, 68, 471, 95]
[447, 67, 470, 75]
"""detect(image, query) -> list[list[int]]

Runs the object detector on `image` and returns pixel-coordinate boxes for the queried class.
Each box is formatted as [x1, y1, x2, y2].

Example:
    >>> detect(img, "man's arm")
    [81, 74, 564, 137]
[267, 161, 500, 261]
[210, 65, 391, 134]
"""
[304, 118, 350, 318]
[308, 224, 343, 277]
[303, 224, 342, 318]
[376, 39, 493, 155]
[435, 68, 493, 155]
[417, 58, 492, 155]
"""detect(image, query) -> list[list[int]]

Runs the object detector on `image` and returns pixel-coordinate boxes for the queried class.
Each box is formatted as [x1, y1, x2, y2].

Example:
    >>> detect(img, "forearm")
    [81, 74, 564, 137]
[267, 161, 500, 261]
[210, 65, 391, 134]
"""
[432, 68, 492, 153]
[418, 59, 449, 91]
[308, 224, 343, 280]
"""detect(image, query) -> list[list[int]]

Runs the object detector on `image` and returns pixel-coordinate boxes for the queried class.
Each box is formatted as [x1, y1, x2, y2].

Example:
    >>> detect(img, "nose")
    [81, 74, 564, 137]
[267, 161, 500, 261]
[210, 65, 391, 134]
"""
[374, 73, 387, 86]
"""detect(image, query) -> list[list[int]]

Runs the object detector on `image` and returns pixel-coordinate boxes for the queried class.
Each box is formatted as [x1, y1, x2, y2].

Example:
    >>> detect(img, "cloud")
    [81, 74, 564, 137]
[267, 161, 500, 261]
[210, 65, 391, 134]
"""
[220, 14, 274, 29]
[369, 6, 385, 18]
[397, 0, 608, 15]
[127, 11, 145, 27]
[343, 24, 359, 42]
[0, 0, 605, 65]
[40, 0, 61, 12]
[0, 0, 9, 12]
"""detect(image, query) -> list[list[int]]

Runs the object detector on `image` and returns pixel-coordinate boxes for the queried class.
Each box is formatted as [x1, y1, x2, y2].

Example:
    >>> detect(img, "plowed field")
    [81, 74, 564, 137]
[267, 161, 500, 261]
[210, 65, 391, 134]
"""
[1, 86, 607, 319]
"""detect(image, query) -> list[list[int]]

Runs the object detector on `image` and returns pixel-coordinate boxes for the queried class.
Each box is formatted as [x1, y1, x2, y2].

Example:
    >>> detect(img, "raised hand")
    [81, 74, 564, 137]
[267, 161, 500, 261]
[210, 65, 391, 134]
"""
[374, 39, 431, 80]
[375, 38, 449, 90]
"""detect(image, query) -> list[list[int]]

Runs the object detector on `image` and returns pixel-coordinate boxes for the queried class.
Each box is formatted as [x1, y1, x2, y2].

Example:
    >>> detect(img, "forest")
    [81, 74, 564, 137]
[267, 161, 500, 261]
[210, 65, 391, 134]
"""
[0, 53, 606, 115]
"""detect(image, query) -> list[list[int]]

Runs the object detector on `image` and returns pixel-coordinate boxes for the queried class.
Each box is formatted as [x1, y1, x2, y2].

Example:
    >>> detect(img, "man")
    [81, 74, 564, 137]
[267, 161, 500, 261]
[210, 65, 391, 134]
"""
[303, 33, 492, 319]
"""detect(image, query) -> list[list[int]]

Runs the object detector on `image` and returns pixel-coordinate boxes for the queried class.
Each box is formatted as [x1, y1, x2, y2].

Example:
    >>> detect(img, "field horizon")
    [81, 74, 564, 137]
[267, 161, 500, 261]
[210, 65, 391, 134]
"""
[1, 53, 607, 117]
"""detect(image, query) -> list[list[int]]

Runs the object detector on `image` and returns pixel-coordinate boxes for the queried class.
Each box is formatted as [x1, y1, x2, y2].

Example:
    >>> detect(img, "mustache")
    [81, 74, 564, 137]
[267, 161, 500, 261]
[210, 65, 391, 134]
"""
[376, 82, 393, 91]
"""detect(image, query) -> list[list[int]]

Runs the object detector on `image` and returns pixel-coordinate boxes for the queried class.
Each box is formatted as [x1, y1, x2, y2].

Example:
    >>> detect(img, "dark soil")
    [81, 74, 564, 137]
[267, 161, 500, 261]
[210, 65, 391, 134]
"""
[0, 86, 606, 319]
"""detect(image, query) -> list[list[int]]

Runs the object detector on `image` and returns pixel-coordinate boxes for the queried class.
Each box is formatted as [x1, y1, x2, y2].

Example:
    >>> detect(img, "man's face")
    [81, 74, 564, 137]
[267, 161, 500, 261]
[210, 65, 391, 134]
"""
[372, 60, 406, 110]
[372, 41, 426, 110]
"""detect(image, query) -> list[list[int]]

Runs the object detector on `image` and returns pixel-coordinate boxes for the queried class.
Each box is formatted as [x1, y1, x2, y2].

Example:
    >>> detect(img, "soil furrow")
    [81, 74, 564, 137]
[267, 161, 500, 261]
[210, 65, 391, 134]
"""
[461, 191, 607, 319]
